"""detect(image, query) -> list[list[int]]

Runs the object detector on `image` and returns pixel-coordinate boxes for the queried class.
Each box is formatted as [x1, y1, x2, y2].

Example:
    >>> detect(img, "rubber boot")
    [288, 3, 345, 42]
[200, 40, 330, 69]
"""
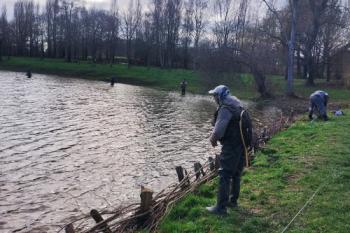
[228, 176, 240, 208]
[206, 174, 229, 215]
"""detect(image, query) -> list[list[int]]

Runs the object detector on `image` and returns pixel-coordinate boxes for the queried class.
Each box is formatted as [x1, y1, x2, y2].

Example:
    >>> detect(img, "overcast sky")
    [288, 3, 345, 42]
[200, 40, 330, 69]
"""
[5, 0, 347, 21]
[1, 0, 151, 19]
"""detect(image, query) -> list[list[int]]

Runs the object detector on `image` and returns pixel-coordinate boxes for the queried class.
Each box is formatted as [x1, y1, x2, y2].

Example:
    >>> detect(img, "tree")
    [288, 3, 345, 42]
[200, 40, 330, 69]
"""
[164, 0, 182, 67]
[123, 0, 142, 67]
[108, 0, 119, 65]
[302, 0, 330, 86]
[193, 0, 207, 69]
[213, 0, 234, 49]
[181, 0, 194, 69]
[318, 0, 348, 81]
[286, 0, 299, 96]
[0, 6, 8, 61]
[62, 0, 75, 62]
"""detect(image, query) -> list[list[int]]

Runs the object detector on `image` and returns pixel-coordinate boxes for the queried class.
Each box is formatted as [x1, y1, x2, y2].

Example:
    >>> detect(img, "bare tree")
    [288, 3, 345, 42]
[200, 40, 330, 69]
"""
[0, 6, 8, 61]
[61, 0, 75, 62]
[235, 0, 249, 49]
[286, 0, 299, 95]
[193, 0, 207, 69]
[213, 0, 234, 49]
[302, 0, 329, 86]
[46, 0, 54, 57]
[14, 0, 35, 56]
[108, 0, 119, 65]
[182, 0, 194, 68]
[123, 0, 142, 67]
[318, 0, 348, 81]
[164, 0, 182, 67]
[261, 0, 292, 92]
[151, 0, 166, 67]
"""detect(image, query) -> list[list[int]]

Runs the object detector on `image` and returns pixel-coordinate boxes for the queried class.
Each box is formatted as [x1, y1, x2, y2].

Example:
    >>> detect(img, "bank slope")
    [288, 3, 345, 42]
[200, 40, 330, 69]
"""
[159, 113, 350, 233]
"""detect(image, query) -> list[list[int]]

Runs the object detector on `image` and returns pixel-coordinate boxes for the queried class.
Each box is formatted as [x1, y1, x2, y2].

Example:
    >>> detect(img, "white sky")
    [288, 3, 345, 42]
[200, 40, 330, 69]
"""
[5, 0, 348, 22]
[1, 0, 151, 19]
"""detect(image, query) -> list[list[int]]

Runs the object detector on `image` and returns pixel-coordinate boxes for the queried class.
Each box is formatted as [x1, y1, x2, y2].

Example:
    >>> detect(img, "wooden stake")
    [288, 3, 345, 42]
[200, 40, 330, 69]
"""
[137, 186, 154, 227]
[194, 162, 201, 180]
[90, 209, 112, 233]
[140, 186, 153, 213]
[175, 166, 185, 183]
[65, 223, 75, 233]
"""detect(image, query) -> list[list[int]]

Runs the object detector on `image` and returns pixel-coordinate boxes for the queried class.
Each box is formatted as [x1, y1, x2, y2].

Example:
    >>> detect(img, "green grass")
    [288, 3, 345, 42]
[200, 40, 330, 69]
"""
[1, 57, 350, 102]
[267, 75, 350, 102]
[158, 112, 350, 233]
[0, 57, 201, 91]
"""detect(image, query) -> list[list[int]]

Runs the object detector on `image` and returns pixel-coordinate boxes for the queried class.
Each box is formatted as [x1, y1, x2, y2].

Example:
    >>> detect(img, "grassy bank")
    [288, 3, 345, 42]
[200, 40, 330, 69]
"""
[0, 57, 202, 91]
[159, 113, 350, 233]
[1, 57, 350, 101]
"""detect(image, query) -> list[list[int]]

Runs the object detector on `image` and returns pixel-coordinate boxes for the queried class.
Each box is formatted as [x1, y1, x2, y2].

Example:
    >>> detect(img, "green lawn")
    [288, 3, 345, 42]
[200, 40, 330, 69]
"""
[1, 57, 350, 102]
[159, 112, 350, 233]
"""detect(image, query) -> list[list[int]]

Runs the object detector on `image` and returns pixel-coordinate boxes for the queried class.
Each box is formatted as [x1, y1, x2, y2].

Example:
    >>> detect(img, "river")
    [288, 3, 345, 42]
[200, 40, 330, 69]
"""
[0, 71, 282, 232]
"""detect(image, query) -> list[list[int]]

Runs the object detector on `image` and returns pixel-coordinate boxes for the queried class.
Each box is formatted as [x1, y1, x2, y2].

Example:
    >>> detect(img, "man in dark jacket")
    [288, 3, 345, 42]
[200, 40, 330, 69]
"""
[309, 90, 329, 121]
[180, 79, 188, 95]
[206, 85, 252, 215]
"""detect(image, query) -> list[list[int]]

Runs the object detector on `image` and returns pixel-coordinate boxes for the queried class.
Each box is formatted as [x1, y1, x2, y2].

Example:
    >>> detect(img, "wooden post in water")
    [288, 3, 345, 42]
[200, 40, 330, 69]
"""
[137, 186, 153, 226]
[176, 166, 190, 187]
[208, 157, 215, 171]
[65, 223, 75, 233]
[194, 162, 201, 180]
[184, 168, 190, 186]
[140, 186, 153, 213]
[90, 209, 112, 233]
[175, 166, 185, 183]
[194, 162, 205, 180]
[199, 162, 206, 176]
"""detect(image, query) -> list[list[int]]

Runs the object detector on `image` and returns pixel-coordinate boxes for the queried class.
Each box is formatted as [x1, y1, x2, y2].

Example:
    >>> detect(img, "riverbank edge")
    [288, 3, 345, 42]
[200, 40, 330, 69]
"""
[0, 57, 207, 95]
[157, 111, 350, 233]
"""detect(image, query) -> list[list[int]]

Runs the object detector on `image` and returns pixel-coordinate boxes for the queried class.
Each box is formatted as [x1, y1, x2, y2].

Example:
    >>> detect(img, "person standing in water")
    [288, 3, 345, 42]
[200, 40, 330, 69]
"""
[26, 70, 32, 78]
[180, 79, 187, 95]
[111, 75, 116, 86]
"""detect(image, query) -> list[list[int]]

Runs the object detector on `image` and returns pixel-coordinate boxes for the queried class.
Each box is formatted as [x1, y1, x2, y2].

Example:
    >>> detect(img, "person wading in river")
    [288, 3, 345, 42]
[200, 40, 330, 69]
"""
[180, 79, 187, 96]
[207, 85, 252, 215]
[308, 90, 329, 121]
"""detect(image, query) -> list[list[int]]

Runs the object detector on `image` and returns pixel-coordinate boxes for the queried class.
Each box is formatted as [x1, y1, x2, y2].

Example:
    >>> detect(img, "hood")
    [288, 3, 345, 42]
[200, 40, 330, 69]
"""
[221, 95, 241, 108]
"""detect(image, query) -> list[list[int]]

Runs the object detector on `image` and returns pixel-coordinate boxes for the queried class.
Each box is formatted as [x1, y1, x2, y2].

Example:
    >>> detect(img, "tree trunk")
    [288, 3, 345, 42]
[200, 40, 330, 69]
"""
[305, 53, 315, 86]
[297, 45, 301, 78]
[326, 57, 331, 82]
[251, 67, 269, 98]
[286, 0, 298, 96]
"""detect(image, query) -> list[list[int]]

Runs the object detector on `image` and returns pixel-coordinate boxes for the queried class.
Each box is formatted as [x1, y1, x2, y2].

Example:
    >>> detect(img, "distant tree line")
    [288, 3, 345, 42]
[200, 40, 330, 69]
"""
[0, 0, 349, 95]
